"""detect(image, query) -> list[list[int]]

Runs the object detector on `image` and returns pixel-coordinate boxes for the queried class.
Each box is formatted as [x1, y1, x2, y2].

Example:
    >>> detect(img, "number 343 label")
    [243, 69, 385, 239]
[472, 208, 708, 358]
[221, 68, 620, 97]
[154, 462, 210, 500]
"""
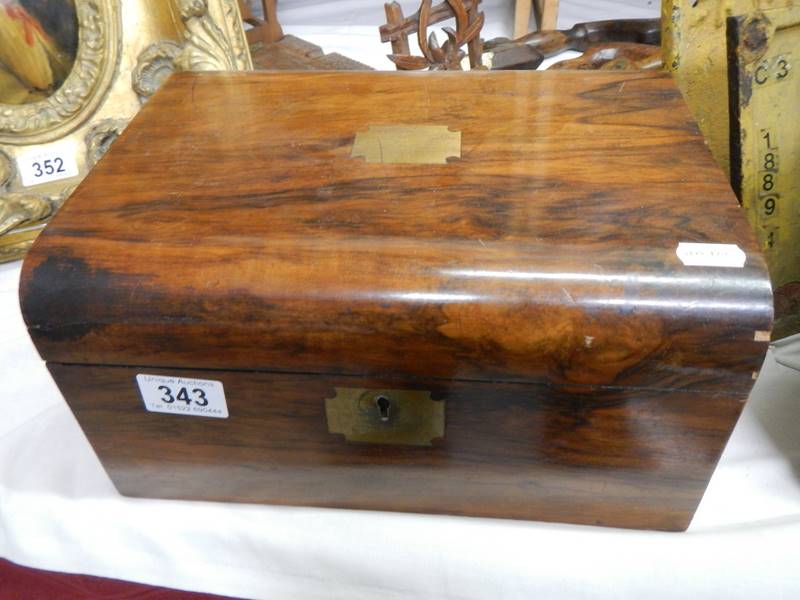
[136, 374, 229, 419]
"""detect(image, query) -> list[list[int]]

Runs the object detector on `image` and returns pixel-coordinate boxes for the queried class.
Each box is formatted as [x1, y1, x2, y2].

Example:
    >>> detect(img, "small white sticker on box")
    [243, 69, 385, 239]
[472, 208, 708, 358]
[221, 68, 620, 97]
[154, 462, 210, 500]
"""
[136, 374, 228, 418]
[676, 243, 747, 268]
[17, 140, 80, 187]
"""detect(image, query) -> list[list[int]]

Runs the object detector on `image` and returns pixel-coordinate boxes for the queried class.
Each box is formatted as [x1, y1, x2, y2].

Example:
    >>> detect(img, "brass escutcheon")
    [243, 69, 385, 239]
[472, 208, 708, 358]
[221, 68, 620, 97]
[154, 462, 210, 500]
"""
[324, 387, 445, 446]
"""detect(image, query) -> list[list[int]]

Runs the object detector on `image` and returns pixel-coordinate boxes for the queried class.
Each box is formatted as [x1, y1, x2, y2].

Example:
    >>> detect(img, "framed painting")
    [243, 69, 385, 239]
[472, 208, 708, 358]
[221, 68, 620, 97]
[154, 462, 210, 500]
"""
[0, 0, 252, 263]
[0, 0, 79, 105]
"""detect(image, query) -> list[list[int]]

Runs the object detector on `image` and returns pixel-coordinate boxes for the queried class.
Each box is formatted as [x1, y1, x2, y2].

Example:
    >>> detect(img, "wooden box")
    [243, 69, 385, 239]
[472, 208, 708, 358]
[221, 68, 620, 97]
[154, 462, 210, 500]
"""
[19, 71, 773, 531]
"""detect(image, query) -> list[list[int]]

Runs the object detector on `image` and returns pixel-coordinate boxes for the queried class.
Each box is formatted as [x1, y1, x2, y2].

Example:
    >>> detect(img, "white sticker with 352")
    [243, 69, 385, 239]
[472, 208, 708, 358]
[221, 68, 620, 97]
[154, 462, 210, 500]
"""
[136, 374, 228, 419]
[17, 140, 80, 187]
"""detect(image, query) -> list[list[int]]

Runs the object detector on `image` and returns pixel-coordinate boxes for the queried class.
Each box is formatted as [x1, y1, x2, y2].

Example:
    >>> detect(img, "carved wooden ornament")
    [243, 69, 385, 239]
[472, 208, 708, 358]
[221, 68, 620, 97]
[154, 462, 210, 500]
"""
[382, 0, 485, 70]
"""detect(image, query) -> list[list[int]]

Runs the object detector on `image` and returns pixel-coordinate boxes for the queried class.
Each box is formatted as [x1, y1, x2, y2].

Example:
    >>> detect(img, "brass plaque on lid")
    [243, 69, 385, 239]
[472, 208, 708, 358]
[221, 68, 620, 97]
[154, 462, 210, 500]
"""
[351, 124, 461, 165]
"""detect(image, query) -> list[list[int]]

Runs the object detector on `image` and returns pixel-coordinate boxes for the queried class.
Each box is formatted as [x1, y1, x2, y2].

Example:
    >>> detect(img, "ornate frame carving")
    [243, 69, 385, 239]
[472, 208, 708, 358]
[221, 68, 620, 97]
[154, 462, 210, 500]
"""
[0, 0, 121, 145]
[0, 0, 252, 263]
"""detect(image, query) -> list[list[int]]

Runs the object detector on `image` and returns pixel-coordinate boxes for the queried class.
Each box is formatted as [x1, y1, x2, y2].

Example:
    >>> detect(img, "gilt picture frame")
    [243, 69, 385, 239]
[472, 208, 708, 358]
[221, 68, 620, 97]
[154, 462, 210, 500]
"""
[0, 0, 252, 263]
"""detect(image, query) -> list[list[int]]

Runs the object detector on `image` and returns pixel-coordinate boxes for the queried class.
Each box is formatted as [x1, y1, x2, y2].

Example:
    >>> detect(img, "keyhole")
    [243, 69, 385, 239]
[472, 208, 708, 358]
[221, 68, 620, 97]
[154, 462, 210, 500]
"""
[375, 395, 391, 422]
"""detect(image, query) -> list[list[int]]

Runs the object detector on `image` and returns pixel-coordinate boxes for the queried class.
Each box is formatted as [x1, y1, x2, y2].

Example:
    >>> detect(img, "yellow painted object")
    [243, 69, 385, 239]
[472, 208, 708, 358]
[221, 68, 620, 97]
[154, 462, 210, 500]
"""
[662, 0, 793, 177]
[729, 6, 800, 339]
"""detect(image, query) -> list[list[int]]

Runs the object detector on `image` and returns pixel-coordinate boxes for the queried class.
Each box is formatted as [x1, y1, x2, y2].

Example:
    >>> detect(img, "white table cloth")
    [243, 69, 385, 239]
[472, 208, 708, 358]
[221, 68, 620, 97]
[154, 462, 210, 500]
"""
[2, 2, 799, 598]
